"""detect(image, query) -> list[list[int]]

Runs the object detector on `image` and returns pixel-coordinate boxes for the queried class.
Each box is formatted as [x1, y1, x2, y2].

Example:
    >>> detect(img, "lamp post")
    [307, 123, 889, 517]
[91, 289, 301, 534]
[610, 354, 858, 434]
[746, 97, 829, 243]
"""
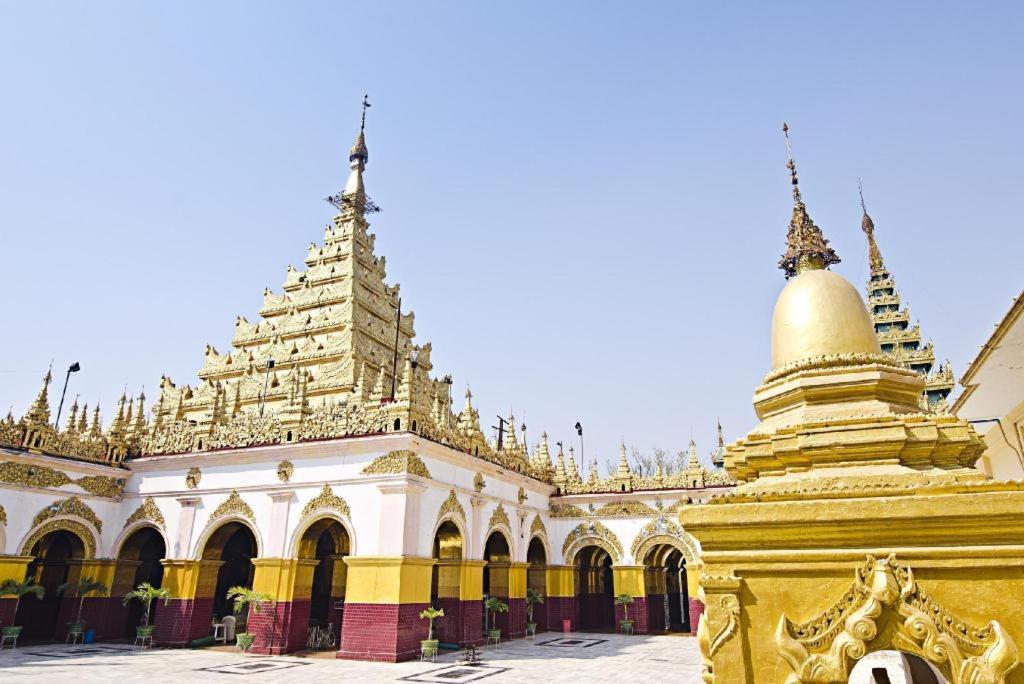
[259, 359, 275, 417]
[54, 362, 81, 428]
[442, 374, 453, 429]
[575, 421, 584, 476]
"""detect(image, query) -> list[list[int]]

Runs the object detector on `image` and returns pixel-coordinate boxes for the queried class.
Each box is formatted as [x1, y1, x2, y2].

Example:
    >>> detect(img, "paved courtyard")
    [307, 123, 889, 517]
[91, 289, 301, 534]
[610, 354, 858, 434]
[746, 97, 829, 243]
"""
[0, 633, 701, 683]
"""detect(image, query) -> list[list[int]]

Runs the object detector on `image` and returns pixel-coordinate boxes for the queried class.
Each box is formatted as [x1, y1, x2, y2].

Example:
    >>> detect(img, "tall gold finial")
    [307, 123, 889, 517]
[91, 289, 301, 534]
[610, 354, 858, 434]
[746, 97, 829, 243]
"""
[858, 178, 887, 277]
[361, 94, 371, 133]
[778, 123, 841, 278]
[349, 95, 370, 164]
[783, 122, 801, 203]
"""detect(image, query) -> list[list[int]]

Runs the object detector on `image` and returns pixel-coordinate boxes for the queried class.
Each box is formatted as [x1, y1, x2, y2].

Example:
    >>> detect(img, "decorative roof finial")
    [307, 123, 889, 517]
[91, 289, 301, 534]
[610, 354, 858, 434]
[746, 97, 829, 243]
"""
[858, 178, 887, 277]
[777, 123, 841, 278]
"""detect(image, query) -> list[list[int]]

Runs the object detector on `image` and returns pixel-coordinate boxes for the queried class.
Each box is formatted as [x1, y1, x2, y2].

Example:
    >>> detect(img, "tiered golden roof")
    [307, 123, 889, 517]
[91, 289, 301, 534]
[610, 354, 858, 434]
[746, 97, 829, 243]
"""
[860, 183, 955, 410]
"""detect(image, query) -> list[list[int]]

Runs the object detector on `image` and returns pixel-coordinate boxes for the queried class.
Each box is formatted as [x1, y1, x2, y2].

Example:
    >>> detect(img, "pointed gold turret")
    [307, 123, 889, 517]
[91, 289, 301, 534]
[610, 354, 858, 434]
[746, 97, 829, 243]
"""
[778, 123, 841, 279]
[859, 180, 887, 278]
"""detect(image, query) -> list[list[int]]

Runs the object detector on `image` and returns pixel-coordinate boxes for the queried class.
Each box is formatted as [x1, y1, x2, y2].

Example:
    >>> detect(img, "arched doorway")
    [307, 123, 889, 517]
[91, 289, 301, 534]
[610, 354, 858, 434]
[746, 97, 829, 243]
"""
[640, 541, 693, 633]
[849, 650, 949, 683]
[116, 526, 167, 636]
[574, 545, 614, 632]
[201, 521, 257, 623]
[296, 518, 349, 648]
[483, 530, 512, 637]
[526, 536, 547, 632]
[18, 528, 87, 640]
[431, 520, 463, 645]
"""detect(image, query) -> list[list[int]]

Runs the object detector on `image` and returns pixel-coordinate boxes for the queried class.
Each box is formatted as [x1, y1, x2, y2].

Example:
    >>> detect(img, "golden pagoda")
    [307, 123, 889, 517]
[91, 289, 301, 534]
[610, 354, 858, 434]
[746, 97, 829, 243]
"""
[680, 126, 1023, 683]
[860, 183, 955, 411]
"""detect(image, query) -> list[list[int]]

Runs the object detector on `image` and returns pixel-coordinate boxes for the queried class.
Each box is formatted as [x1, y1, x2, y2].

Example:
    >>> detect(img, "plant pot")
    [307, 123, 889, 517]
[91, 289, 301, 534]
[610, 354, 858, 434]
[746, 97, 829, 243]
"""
[620, 619, 634, 631]
[421, 639, 439, 651]
[67, 622, 86, 634]
[1, 626, 23, 638]
[235, 633, 256, 651]
[526, 622, 537, 633]
[487, 629, 501, 640]
[136, 625, 156, 638]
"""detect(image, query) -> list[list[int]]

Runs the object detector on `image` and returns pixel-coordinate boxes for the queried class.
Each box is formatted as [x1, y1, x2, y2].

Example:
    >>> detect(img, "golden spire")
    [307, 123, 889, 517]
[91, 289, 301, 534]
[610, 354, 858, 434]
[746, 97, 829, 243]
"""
[778, 123, 841, 278]
[89, 404, 103, 438]
[66, 396, 80, 433]
[859, 179, 887, 277]
[77, 401, 89, 434]
[617, 442, 631, 478]
[26, 367, 53, 424]
[349, 94, 370, 165]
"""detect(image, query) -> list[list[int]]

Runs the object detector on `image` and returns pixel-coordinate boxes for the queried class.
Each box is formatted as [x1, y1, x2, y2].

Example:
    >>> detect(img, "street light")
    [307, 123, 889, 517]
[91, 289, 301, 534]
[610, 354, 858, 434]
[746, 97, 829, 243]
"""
[259, 359, 275, 417]
[54, 362, 81, 428]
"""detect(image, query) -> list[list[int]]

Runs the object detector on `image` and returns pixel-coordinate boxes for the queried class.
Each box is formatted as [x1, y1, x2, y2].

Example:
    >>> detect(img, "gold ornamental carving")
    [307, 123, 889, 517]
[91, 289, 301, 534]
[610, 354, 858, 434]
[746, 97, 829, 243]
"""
[185, 467, 201, 489]
[562, 521, 623, 564]
[774, 555, 1020, 684]
[517, 487, 526, 504]
[436, 489, 466, 525]
[0, 461, 72, 489]
[74, 475, 126, 498]
[123, 496, 166, 529]
[0, 504, 6, 526]
[488, 503, 511, 532]
[697, 594, 741, 661]
[529, 514, 546, 538]
[301, 484, 350, 518]
[211, 490, 255, 521]
[21, 518, 97, 558]
[594, 501, 657, 517]
[549, 503, 587, 518]
[473, 472, 485, 492]
[32, 497, 103, 533]
[277, 460, 294, 483]
[631, 518, 698, 564]
[361, 450, 431, 479]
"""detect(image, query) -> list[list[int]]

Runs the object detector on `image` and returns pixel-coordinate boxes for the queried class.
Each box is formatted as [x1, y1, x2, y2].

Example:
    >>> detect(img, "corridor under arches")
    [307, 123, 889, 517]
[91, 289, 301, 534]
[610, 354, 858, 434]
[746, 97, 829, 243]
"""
[641, 543, 691, 633]
[116, 525, 166, 637]
[574, 545, 614, 632]
[17, 528, 87, 640]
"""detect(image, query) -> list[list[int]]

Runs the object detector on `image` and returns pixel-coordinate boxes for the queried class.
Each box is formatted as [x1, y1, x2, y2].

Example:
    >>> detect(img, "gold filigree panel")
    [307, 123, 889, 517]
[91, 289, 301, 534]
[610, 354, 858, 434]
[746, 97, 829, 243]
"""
[361, 450, 431, 479]
[630, 518, 698, 564]
[562, 521, 623, 564]
[488, 503, 511, 532]
[123, 497, 166, 529]
[436, 490, 466, 526]
[74, 475, 126, 498]
[185, 467, 201, 489]
[301, 484, 350, 518]
[594, 501, 657, 517]
[0, 504, 6, 526]
[550, 503, 587, 518]
[0, 461, 72, 488]
[529, 514, 547, 538]
[32, 497, 103, 534]
[211, 490, 255, 521]
[21, 518, 97, 559]
[277, 460, 294, 483]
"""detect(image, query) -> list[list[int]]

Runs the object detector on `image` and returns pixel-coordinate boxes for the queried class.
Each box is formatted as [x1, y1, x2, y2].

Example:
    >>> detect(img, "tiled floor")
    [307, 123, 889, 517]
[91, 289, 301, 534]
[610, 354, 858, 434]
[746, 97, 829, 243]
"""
[0, 633, 702, 683]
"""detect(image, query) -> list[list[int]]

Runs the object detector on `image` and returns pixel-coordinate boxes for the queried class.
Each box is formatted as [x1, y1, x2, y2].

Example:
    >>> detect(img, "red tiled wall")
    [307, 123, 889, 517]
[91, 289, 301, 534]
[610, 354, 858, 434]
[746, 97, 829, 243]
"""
[545, 596, 579, 631]
[615, 597, 648, 634]
[505, 598, 526, 639]
[337, 602, 429, 662]
[153, 598, 214, 647]
[688, 597, 705, 635]
[249, 599, 310, 655]
[0, 599, 15, 631]
[433, 598, 485, 646]
[579, 593, 614, 631]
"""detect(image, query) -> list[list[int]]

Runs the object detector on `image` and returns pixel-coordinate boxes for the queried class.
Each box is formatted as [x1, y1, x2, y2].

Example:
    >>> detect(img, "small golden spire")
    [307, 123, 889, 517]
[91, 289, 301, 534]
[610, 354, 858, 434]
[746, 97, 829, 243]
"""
[349, 94, 370, 164]
[778, 123, 841, 278]
[859, 179, 887, 277]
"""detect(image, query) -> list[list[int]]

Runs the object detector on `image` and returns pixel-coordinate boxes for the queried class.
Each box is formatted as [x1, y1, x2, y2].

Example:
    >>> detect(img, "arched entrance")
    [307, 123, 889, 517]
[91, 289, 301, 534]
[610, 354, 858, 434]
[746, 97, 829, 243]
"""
[296, 518, 349, 648]
[116, 526, 167, 636]
[431, 520, 464, 645]
[574, 545, 614, 632]
[849, 650, 949, 684]
[526, 536, 548, 631]
[201, 521, 257, 622]
[18, 528, 87, 640]
[483, 530, 512, 637]
[641, 544, 689, 632]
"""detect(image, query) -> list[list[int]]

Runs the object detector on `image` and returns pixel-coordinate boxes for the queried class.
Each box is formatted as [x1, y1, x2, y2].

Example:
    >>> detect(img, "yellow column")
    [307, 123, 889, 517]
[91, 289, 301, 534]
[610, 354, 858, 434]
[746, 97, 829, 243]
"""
[507, 562, 528, 599]
[545, 565, 576, 598]
[436, 559, 485, 601]
[329, 554, 348, 599]
[612, 565, 646, 598]
[66, 558, 119, 590]
[160, 559, 223, 599]
[686, 564, 700, 597]
[0, 556, 32, 583]
[342, 556, 436, 604]
[486, 561, 511, 598]
[251, 558, 320, 602]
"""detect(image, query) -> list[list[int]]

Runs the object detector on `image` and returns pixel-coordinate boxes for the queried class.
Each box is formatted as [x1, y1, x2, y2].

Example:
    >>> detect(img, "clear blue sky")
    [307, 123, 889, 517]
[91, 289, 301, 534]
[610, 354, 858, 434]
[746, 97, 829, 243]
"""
[1, 2, 1021, 470]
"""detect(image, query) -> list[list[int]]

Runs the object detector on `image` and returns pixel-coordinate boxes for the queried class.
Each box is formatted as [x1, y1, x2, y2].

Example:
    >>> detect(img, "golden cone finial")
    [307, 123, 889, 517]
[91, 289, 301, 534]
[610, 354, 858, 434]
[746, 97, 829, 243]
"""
[859, 179, 887, 277]
[778, 123, 841, 278]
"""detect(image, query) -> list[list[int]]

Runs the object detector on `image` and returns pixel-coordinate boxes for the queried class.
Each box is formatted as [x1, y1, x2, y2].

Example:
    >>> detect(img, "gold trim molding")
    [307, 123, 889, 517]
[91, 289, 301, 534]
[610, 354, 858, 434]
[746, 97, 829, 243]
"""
[488, 503, 511, 532]
[0, 461, 72, 488]
[436, 489, 465, 526]
[361, 450, 431, 479]
[562, 521, 623, 564]
[21, 518, 97, 558]
[301, 484, 350, 518]
[123, 497, 166, 529]
[32, 497, 103, 533]
[211, 490, 255, 521]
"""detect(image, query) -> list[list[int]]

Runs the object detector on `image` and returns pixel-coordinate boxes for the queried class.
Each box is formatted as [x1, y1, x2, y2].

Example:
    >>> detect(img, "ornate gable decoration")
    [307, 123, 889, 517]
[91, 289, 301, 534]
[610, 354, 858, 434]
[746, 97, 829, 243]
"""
[436, 489, 465, 525]
[0, 461, 72, 489]
[775, 554, 1018, 684]
[361, 450, 431, 479]
[32, 496, 103, 533]
[124, 497, 166, 529]
[562, 521, 623, 563]
[75, 475, 126, 498]
[488, 503, 511, 532]
[550, 503, 587, 518]
[630, 517, 698, 564]
[301, 484, 350, 518]
[473, 473, 485, 492]
[211, 490, 255, 521]
[529, 514, 546, 538]
[0, 503, 6, 526]
[186, 467, 201, 489]
[22, 518, 96, 558]
[595, 501, 657, 517]
[517, 487, 526, 504]
[277, 460, 294, 483]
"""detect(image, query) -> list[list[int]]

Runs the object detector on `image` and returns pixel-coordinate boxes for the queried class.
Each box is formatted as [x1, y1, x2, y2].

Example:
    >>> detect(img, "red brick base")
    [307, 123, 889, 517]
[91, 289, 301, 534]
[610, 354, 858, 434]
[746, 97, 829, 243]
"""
[337, 602, 429, 662]
[0, 599, 16, 631]
[545, 596, 578, 631]
[579, 592, 614, 631]
[435, 597, 484, 646]
[153, 598, 214, 647]
[249, 600, 311, 654]
[688, 597, 705, 635]
[615, 597, 648, 634]
[646, 593, 666, 632]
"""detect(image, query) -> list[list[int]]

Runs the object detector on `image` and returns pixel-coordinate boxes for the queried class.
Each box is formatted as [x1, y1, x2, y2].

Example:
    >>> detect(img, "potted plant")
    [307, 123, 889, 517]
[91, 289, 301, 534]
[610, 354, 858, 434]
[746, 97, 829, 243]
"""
[226, 586, 273, 652]
[123, 582, 170, 640]
[419, 606, 444, 659]
[0, 579, 45, 643]
[57, 577, 108, 636]
[525, 587, 544, 636]
[615, 593, 635, 633]
[484, 597, 508, 641]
